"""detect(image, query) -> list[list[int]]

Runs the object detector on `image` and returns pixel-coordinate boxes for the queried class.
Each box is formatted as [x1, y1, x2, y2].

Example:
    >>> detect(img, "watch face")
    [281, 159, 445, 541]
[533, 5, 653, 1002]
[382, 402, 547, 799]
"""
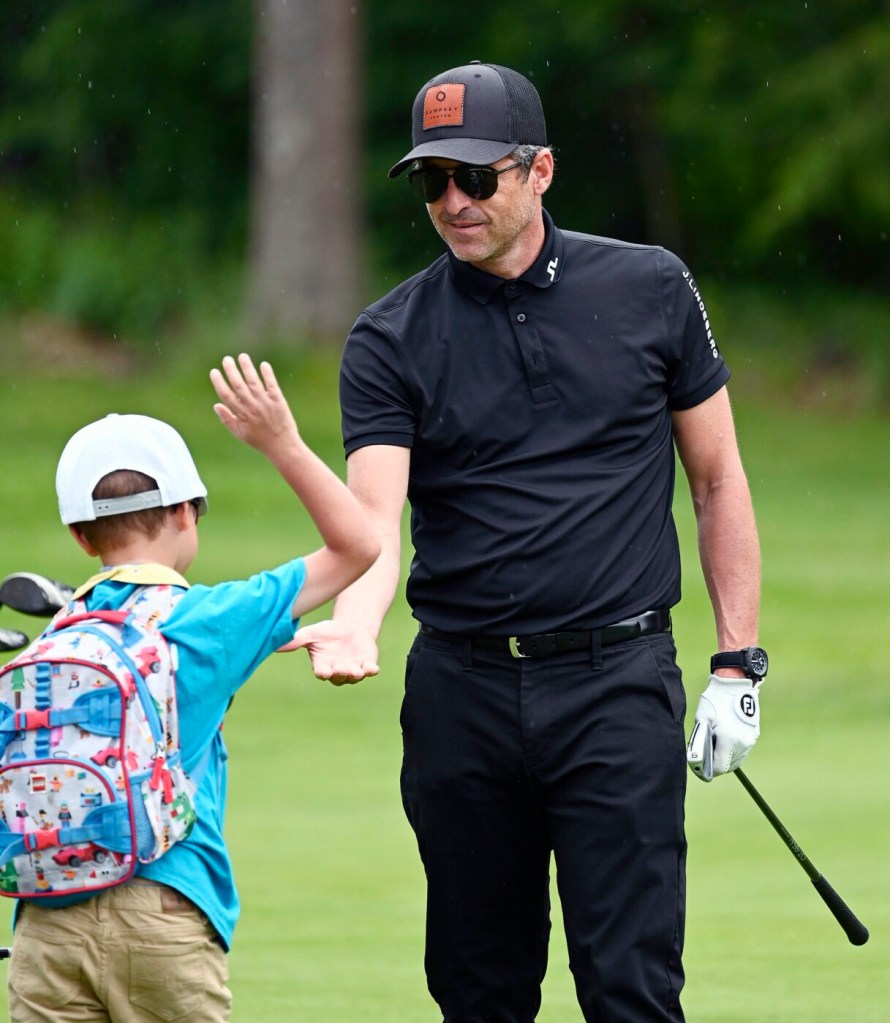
[747, 647, 768, 678]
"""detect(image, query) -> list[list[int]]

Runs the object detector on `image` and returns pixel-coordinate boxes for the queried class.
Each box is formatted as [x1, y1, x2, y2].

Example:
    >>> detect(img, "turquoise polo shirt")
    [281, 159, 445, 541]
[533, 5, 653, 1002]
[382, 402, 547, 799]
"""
[14, 559, 306, 951]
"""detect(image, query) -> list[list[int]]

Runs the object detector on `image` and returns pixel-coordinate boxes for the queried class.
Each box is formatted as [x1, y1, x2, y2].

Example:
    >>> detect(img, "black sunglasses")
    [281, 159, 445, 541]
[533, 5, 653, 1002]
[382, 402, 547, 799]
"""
[408, 161, 523, 203]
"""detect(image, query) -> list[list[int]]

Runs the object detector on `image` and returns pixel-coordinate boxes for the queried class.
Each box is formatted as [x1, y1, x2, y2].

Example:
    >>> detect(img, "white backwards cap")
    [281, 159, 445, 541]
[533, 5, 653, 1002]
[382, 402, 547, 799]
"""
[56, 413, 208, 525]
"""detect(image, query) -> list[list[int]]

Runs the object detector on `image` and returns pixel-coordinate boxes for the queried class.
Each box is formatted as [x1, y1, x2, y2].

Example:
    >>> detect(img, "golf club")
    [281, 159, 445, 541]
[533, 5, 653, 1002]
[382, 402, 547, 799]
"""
[735, 767, 869, 946]
[0, 572, 74, 616]
[0, 628, 29, 652]
[0, 572, 75, 654]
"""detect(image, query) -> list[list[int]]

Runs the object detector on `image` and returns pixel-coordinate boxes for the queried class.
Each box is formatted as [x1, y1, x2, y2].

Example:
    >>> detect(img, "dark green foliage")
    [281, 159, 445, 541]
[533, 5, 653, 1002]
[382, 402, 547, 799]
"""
[0, 0, 250, 333]
[1, 0, 250, 216]
[1, 1, 888, 346]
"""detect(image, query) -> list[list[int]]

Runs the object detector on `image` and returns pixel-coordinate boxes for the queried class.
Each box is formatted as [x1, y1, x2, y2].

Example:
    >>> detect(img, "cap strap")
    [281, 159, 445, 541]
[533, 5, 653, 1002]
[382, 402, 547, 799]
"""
[92, 490, 164, 517]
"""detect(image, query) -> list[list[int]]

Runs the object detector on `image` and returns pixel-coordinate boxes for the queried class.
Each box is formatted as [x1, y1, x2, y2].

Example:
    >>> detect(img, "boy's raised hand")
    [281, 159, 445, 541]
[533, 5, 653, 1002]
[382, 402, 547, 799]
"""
[210, 354, 299, 456]
[209, 352, 381, 624]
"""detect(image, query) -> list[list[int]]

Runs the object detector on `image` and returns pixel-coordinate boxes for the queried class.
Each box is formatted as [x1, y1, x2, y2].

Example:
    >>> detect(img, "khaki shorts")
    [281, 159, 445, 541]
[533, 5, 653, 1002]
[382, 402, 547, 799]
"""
[8, 880, 231, 1023]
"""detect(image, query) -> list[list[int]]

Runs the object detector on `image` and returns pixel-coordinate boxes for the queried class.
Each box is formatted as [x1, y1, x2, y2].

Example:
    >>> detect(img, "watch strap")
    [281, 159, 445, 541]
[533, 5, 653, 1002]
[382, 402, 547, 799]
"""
[710, 651, 746, 673]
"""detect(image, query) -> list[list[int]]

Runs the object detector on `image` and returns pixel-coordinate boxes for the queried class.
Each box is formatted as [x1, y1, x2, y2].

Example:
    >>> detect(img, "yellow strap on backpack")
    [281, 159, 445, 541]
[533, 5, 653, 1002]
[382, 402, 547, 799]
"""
[73, 563, 190, 600]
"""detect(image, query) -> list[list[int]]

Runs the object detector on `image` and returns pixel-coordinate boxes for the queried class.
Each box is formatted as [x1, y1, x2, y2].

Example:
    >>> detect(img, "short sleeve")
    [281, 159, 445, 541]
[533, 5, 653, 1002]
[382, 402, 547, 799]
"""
[340, 312, 416, 456]
[660, 251, 730, 410]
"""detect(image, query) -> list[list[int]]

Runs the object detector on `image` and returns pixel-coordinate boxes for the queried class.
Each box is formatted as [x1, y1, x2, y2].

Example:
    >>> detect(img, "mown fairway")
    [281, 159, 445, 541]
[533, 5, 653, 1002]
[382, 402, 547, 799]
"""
[1, 342, 887, 1020]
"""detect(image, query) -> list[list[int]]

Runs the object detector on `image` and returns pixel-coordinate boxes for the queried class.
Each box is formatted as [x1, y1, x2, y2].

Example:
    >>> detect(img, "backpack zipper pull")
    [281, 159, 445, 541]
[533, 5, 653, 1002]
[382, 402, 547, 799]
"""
[150, 742, 166, 791]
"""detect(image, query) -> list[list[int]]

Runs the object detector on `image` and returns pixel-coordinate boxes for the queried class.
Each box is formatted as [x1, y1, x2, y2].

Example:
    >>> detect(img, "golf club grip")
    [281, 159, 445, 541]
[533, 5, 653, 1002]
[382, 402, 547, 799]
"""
[811, 875, 869, 946]
[735, 770, 869, 945]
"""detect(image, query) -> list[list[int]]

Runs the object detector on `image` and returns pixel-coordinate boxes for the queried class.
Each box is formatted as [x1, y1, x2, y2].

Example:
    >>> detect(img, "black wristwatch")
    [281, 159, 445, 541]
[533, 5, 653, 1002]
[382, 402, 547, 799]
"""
[710, 646, 769, 682]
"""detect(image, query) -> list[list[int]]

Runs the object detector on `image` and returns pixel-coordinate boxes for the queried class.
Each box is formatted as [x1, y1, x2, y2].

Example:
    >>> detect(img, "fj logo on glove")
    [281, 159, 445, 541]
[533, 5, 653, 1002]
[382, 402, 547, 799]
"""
[739, 693, 757, 718]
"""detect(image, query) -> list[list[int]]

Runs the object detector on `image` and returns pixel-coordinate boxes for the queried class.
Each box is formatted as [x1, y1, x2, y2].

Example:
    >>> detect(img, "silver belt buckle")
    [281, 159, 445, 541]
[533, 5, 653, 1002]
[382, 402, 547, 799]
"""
[508, 637, 528, 659]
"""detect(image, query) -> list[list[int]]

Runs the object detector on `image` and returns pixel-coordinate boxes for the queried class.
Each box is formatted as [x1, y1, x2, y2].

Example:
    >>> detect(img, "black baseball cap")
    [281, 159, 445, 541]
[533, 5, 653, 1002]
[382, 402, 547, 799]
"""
[388, 61, 548, 178]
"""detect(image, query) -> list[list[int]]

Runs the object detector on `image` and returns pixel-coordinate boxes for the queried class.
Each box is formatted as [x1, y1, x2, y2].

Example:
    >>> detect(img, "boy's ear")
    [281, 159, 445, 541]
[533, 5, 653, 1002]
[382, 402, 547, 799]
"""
[68, 524, 99, 558]
[170, 502, 192, 532]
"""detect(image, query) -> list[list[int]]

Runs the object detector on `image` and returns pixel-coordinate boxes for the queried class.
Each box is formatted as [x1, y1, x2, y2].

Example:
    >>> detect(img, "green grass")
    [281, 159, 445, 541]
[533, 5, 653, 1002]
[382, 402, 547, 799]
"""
[1, 338, 888, 1020]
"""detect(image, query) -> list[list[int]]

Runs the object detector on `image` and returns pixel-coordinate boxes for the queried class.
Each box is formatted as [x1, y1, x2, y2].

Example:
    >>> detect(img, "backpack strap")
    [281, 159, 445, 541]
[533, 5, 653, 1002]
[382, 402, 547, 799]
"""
[73, 564, 190, 600]
[0, 687, 123, 758]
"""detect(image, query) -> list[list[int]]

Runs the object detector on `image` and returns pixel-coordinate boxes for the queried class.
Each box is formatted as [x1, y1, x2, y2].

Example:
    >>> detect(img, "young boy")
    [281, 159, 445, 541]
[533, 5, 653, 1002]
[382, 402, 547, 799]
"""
[7, 353, 380, 1023]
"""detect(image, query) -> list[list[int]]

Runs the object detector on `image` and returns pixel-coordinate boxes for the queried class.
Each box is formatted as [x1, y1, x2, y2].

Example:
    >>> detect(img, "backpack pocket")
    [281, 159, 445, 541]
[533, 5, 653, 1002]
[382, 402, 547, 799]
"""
[0, 759, 135, 896]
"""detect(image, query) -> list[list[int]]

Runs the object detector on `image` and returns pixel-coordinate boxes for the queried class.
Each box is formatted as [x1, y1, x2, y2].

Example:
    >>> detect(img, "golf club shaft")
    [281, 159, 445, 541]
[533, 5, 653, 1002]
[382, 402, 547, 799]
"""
[735, 768, 868, 946]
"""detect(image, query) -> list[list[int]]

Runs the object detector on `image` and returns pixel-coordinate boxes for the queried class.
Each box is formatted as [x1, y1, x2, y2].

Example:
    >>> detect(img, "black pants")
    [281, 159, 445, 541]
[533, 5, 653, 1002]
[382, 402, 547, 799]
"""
[400, 629, 688, 1023]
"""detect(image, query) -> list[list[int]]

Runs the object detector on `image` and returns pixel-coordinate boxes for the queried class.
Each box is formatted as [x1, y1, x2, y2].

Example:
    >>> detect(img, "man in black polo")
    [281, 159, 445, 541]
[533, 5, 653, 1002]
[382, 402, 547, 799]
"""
[292, 61, 765, 1023]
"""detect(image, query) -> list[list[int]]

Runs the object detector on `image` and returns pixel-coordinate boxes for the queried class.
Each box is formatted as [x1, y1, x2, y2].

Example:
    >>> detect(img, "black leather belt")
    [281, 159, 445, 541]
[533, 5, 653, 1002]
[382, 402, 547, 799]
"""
[419, 609, 671, 659]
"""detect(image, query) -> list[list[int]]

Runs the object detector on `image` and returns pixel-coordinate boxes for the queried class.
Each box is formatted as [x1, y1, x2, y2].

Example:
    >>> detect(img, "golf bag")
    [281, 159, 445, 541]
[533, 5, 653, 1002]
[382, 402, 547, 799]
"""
[0, 580, 197, 898]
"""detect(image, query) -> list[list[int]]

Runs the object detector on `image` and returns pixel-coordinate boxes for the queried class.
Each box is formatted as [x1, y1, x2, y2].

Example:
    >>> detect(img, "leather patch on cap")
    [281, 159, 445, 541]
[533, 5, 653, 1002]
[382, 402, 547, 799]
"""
[423, 83, 465, 130]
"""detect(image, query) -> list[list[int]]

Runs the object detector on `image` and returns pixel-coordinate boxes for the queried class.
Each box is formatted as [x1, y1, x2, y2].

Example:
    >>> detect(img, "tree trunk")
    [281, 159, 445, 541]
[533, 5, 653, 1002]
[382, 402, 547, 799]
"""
[629, 81, 684, 255]
[246, 0, 364, 345]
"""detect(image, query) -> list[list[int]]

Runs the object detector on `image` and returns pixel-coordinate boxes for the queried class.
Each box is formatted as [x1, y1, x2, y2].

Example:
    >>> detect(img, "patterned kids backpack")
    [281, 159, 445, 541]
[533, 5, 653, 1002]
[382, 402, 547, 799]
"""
[0, 565, 197, 898]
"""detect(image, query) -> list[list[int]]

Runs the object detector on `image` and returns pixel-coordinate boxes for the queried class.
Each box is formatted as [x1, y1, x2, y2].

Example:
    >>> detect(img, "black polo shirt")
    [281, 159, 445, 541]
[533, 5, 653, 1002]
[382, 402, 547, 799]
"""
[340, 210, 730, 634]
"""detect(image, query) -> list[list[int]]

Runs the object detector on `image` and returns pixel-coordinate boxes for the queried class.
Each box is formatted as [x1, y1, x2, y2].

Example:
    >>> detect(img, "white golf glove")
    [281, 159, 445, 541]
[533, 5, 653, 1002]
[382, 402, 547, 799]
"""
[686, 674, 761, 781]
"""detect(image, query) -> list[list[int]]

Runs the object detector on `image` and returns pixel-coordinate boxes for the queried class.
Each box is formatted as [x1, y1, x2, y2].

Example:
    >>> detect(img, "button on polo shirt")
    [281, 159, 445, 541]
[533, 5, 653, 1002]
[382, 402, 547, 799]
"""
[341, 211, 729, 634]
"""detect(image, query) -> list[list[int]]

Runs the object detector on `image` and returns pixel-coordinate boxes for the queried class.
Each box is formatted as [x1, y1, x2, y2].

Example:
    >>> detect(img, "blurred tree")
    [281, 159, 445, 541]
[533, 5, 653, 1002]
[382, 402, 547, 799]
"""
[367, 0, 890, 294]
[0, 0, 252, 334]
[0, 0, 250, 233]
[659, 1, 890, 289]
[245, 0, 365, 344]
[0, 0, 887, 343]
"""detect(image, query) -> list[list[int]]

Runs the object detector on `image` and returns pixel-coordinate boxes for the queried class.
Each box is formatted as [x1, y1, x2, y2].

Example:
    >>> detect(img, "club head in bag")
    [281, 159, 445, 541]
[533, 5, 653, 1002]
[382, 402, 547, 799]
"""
[0, 573, 74, 616]
[0, 627, 29, 652]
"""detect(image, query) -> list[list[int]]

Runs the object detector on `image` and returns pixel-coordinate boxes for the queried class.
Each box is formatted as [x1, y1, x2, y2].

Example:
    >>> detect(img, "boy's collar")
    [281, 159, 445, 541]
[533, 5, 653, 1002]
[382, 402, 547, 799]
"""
[74, 563, 190, 600]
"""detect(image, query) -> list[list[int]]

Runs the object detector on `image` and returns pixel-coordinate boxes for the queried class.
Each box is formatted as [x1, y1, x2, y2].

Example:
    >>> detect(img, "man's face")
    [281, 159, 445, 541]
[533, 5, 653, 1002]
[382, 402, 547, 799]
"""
[421, 154, 546, 276]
